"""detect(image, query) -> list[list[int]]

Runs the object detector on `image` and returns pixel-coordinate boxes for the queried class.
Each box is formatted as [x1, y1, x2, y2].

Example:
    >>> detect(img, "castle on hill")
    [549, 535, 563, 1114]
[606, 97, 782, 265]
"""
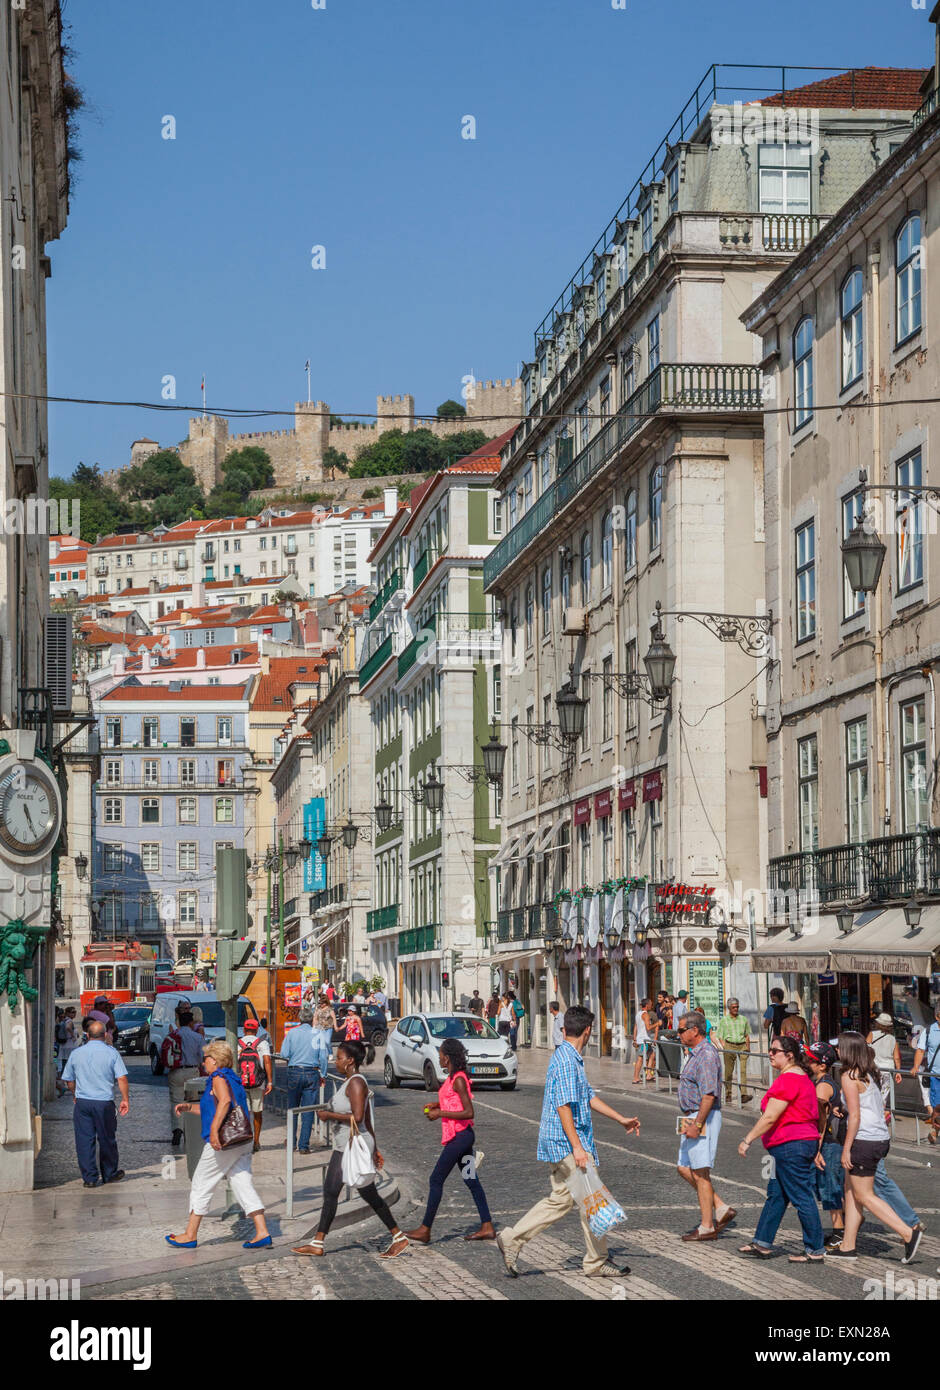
[106, 381, 522, 493]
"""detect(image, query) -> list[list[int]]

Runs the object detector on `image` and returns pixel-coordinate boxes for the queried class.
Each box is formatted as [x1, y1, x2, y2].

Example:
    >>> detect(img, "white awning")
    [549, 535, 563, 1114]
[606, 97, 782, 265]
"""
[491, 834, 521, 868]
[466, 948, 546, 968]
[533, 819, 564, 854]
[506, 830, 538, 864]
[313, 918, 347, 949]
[750, 914, 846, 973]
[829, 906, 940, 977]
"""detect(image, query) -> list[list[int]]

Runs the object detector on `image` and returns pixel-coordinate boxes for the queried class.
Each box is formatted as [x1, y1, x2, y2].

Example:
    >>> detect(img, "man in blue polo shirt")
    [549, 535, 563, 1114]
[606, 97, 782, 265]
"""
[496, 1004, 640, 1278]
[912, 1000, 940, 1112]
[62, 1020, 130, 1187]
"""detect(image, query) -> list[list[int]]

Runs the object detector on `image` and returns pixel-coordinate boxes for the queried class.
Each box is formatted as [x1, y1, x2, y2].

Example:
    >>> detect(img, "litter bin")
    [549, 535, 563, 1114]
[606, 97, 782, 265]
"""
[183, 1074, 208, 1179]
[657, 1030, 684, 1080]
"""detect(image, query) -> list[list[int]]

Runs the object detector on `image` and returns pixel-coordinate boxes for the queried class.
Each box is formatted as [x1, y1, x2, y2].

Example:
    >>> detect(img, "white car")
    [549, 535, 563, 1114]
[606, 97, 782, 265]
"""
[384, 1012, 517, 1091]
[148, 989, 257, 1074]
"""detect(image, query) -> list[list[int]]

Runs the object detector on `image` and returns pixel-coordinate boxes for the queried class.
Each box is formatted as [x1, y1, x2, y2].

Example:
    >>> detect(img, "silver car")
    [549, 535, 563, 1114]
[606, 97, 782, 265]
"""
[384, 1012, 518, 1091]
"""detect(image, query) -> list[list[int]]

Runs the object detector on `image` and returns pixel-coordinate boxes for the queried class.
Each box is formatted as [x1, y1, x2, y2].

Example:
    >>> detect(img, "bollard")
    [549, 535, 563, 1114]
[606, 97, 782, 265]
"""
[183, 1074, 208, 1179]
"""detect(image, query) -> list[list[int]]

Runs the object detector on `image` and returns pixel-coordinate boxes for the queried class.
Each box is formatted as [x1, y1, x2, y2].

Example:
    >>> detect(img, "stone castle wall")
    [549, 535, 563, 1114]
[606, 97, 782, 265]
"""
[103, 379, 521, 494]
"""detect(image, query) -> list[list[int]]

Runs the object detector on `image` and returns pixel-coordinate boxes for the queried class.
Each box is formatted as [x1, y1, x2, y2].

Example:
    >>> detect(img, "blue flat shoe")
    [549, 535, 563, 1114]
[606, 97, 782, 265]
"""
[242, 1235, 272, 1250]
[165, 1235, 198, 1249]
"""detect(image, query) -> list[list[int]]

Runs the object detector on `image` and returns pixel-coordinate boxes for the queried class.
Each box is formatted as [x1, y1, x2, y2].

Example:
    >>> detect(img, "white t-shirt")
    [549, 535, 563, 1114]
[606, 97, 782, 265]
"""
[240, 1035, 272, 1087]
[498, 1004, 514, 1026]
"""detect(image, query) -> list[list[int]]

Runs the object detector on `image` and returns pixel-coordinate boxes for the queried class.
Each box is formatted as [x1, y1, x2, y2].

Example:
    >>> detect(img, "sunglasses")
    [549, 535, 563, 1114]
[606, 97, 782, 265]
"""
[769, 1046, 786, 1055]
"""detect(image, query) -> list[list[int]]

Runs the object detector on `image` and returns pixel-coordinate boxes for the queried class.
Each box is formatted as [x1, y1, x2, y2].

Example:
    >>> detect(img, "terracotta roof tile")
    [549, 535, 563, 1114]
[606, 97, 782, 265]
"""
[758, 67, 928, 110]
[102, 682, 250, 701]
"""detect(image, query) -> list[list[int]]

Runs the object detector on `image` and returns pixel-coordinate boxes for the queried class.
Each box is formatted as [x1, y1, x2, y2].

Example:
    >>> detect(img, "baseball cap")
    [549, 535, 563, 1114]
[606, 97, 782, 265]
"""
[677, 990, 688, 1000]
[94, 995, 108, 1004]
[804, 1042, 838, 1067]
[243, 1018, 259, 1032]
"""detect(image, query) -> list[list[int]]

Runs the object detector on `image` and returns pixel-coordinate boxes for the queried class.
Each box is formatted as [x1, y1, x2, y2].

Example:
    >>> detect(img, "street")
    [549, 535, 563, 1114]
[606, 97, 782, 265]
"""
[13, 1052, 932, 1304]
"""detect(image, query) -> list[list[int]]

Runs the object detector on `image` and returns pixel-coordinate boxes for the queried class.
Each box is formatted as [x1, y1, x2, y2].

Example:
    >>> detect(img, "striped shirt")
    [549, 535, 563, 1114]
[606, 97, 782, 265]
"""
[537, 1040, 597, 1163]
[716, 1012, 750, 1046]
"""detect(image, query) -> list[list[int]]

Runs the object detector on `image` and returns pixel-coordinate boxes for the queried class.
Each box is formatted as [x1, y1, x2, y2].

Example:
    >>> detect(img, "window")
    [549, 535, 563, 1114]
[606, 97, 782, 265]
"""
[217, 716, 233, 744]
[521, 465, 533, 514]
[841, 269, 864, 388]
[579, 822, 591, 883]
[180, 717, 196, 747]
[845, 718, 870, 843]
[525, 704, 534, 781]
[624, 489, 637, 571]
[580, 672, 592, 754]
[492, 497, 503, 535]
[542, 694, 552, 770]
[541, 565, 552, 637]
[141, 843, 160, 872]
[900, 698, 928, 830]
[178, 796, 197, 823]
[105, 759, 121, 787]
[622, 807, 637, 874]
[596, 267, 607, 319]
[178, 760, 195, 788]
[647, 314, 660, 372]
[217, 759, 234, 786]
[215, 796, 234, 823]
[896, 214, 922, 343]
[668, 164, 679, 214]
[842, 491, 866, 619]
[624, 639, 638, 733]
[205, 629, 216, 646]
[102, 845, 123, 873]
[793, 316, 814, 427]
[142, 716, 159, 747]
[601, 511, 613, 589]
[105, 717, 122, 748]
[510, 716, 519, 788]
[538, 447, 551, 496]
[178, 842, 197, 871]
[143, 759, 160, 787]
[524, 584, 534, 646]
[182, 631, 194, 647]
[104, 798, 123, 824]
[620, 350, 636, 405]
[179, 891, 198, 925]
[580, 529, 592, 603]
[602, 657, 613, 741]
[795, 520, 816, 641]
[577, 402, 591, 449]
[493, 665, 501, 716]
[798, 735, 819, 851]
[897, 451, 924, 592]
[758, 142, 811, 214]
[599, 375, 611, 424]
[649, 465, 663, 550]
[601, 815, 613, 879]
[648, 796, 663, 878]
[641, 201, 653, 252]
[141, 798, 160, 824]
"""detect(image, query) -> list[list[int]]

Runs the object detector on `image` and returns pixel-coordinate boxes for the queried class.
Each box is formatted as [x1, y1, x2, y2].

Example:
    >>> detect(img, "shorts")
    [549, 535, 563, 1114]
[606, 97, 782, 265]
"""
[929, 1076, 940, 1108]
[677, 1109, 722, 1171]
[849, 1137, 890, 1177]
[245, 1086, 265, 1115]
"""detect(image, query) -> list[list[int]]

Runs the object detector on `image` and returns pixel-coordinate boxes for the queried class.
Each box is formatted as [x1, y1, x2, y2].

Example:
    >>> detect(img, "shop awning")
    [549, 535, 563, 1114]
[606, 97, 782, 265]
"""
[491, 834, 521, 868]
[467, 948, 545, 968]
[313, 918, 347, 949]
[506, 830, 538, 864]
[750, 914, 846, 973]
[829, 906, 940, 977]
[534, 819, 565, 854]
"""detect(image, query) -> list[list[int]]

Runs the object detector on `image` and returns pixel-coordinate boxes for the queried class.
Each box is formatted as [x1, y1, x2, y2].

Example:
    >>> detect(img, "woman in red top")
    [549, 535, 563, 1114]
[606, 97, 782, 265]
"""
[343, 1006, 363, 1043]
[404, 1037, 495, 1245]
[737, 1035, 826, 1261]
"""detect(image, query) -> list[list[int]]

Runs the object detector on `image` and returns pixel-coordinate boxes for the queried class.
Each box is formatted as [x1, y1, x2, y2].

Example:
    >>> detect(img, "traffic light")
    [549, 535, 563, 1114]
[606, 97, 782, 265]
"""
[215, 847, 254, 1002]
[442, 970, 450, 988]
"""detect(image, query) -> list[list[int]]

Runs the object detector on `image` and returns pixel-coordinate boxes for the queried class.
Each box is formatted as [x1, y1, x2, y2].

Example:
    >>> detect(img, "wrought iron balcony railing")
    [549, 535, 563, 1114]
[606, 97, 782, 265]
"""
[359, 631, 395, 687]
[367, 903, 400, 934]
[369, 569, 402, 622]
[768, 829, 940, 912]
[913, 88, 938, 128]
[398, 924, 441, 956]
[397, 613, 436, 678]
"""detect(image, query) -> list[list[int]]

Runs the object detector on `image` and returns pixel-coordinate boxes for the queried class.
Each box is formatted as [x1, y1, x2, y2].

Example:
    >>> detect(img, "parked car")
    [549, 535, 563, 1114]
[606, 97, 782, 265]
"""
[384, 1012, 517, 1091]
[113, 1004, 152, 1056]
[332, 1002, 388, 1048]
[148, 990, 257, 1074]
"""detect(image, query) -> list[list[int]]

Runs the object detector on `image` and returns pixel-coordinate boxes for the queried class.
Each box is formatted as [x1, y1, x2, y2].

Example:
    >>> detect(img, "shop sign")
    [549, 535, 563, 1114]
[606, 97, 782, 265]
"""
[817, 972, 836, 986]
[594, 789, 612, 819]
[618, 780, 636, 810]
[642, 769, 663, 802]
[687, 959, 724, 1026]
[573, 798, 591, 826]
[654, 882, 716, 921]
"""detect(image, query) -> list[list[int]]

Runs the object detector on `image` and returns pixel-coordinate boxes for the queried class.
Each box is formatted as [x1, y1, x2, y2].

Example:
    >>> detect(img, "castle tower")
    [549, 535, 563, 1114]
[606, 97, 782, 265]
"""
[376, 394, 416, 434]
[293, 401, 329, 488]
[130, 438, 161, 468]
[180, 415, 230, 493]
[464, 377, 524, 431]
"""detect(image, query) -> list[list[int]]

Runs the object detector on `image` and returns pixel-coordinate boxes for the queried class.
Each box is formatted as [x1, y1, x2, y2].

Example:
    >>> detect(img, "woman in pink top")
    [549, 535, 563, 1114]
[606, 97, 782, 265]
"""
[736, 1035, 826, 1262]
[405, 1037, 495, 1245]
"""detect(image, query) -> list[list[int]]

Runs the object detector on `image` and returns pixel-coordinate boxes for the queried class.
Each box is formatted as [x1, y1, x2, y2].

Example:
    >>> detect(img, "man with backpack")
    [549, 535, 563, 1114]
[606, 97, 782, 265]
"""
[161, 1006, 204, 1147]
[508, 990, 525, 1050]
[239, 1017, 273, 1152]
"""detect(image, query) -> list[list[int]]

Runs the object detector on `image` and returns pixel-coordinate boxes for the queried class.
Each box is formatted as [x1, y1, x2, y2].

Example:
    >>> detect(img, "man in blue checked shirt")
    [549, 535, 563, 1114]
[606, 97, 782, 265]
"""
[497, 1005, 640, 1278]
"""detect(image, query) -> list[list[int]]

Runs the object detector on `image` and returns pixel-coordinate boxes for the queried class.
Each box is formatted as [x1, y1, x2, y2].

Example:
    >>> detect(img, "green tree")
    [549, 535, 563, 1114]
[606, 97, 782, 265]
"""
[348, 429, 407, 478]
[436, 399, 466, 419]
[220, 445, 274, 491]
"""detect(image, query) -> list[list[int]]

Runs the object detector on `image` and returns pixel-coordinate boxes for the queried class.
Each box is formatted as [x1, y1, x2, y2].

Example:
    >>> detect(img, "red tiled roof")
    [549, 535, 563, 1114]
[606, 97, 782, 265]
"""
[127, 641, 260, 671]
[206, 575, 280, 589]
[102, 683, 250, 702]
[758, 67, 928, 110]
[78, 623, 129, 648]
[105, 582, 192, 598]
[246, 604, 290, 622]
[250, 657, 323, 712]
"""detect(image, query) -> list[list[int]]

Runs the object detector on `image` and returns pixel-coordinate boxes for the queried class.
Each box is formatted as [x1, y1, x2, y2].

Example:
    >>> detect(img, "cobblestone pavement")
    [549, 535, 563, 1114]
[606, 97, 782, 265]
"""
[59, 1047, 939, 1302]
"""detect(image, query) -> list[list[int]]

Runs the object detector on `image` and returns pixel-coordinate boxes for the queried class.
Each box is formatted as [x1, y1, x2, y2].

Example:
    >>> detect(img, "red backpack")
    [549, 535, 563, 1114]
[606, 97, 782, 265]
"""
[238, 1037, 266, 1090]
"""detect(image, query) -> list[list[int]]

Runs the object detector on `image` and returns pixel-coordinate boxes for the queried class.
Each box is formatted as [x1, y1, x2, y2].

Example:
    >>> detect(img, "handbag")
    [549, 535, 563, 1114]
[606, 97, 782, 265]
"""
[217, 1081, 253, 1150]
[341, 1116, 378, 1188]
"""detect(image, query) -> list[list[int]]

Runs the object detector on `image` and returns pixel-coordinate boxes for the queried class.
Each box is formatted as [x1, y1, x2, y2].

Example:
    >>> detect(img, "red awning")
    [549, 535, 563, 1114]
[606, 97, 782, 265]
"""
[594, 789, 612, 819]
[642, 769, 663, 802]
[618, 780, 636, 811]
[573, 798, 591, 826]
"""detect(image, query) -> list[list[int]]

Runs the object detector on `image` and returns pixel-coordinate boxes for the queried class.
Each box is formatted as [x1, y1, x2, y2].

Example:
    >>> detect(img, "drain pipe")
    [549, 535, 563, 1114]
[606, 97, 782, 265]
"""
[869, 247, 887, 833]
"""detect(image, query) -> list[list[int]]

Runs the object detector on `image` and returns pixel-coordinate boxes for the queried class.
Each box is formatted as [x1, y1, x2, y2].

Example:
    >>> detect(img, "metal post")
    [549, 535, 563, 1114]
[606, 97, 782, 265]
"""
[266, 859, 272, 966]
[278, 833, 285, 965]
[286, 1108, 294, 1218]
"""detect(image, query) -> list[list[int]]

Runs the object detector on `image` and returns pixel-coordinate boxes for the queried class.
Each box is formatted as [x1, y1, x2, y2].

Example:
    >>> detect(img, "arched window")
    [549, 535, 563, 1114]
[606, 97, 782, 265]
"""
[896, 214, 922, 343]
[525, 584, 534, 646]
[541, 564, 552, 636]
[649, 466, 663, 550]
[601, 511, 613, 589]
[624, 489, 637, 570]
[841, 269, 864, 389]
[794, 316, 814, 427]
[580, 529, 592, 602]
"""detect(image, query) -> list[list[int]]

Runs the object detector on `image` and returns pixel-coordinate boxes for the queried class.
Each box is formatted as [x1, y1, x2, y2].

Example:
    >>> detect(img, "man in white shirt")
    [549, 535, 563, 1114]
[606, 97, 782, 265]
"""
[673, 991, 689, 1028]
[550, 1001, 565, 1049]
[238, 1018, 274, 1152]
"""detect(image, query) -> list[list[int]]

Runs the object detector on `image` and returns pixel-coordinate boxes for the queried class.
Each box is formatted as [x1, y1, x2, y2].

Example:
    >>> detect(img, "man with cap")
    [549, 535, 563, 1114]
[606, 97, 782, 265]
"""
[238, 1017, 274, 1152]
[162, 1003, 204, 1146]
[672, 991, 689, 1028]
[281, 1006, 331, 1153]
[88, 995, 117, 1045]
[62, 1020, 130, 1186]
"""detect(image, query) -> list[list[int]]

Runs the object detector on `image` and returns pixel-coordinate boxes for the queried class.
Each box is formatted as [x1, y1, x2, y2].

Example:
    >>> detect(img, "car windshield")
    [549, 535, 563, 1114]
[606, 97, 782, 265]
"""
[114, 1007, 150, 1023]
[175, 1001, 254, 1028]
[425, 1016, 500, 1041]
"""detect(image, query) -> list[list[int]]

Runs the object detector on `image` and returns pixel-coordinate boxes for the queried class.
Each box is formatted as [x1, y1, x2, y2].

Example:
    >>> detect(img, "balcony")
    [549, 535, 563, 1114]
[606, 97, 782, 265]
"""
[94, 562, 109, 577]
[308, 883, 347, 912]
[768, 830, 940, 913]
[913, 88, 938, 128]
[497, 910, 510, 943]
[173, 556, 189, 571]
[201, 549, 215, 564]
[369, 569, 402, 622]
[497, 903, 561, 944]
[412, 550, 431, 589]
[359, 632, 395, 687]
[484, 362, 762, 590]
[367, 903, 400, 934]
[398, 924, 440, 956]
[397, 614, 436, 678]
[760, 214, 821, 252]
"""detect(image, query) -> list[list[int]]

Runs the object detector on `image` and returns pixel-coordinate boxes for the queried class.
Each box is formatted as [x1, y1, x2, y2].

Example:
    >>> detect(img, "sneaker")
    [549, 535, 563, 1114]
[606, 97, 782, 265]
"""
[824, 1231, 844, 1248]
[588, 1261, 631, 1277]
[825, 1246, 857, 1259]
[496, 1231, 518, 1278]
[901, 1227, 923, 1265]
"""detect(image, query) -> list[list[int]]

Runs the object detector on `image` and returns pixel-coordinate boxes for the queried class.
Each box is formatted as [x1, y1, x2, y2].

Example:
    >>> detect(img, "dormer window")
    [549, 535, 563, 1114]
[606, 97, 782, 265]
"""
[642, 203, 653, 253]
[668, 164, 679, 215]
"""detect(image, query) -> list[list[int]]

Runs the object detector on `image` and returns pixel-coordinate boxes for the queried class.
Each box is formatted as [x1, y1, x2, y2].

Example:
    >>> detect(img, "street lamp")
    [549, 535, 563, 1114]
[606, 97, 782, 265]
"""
[423, 771, 444, 815]
[75, 852, 88, 882]
[903, 897, 922, 929]
[634, 920, 649, 947]
[284, 844, 300, 871]
[555, 669, 587, 743]
[299, 835, 312, 858]
[480, 725, 507, 785]
[341, 819, 359, 851]
[374, 799, 393, 832]
[837, 908, 855, 935]
[316, 832, 333, 861]
[643, 610, 677, 701]
[841, 521, 886, 596]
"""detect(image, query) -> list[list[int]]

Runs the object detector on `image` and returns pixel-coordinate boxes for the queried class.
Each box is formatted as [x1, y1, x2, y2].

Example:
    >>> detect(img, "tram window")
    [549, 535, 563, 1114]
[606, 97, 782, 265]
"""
[115, 965, 129, 990]
[98, 968, 114, 990]
[83, 966, 95, 991]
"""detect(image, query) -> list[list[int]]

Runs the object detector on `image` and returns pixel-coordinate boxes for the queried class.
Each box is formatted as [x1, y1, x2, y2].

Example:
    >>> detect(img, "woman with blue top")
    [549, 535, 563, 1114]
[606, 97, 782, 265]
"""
[166, 1038, 272, 1250]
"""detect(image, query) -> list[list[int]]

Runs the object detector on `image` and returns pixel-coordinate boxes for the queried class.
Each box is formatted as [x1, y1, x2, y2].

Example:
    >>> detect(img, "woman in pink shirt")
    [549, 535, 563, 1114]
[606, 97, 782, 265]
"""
[405, 1037, 494, 1245]
[736, 1035, 826, 1261]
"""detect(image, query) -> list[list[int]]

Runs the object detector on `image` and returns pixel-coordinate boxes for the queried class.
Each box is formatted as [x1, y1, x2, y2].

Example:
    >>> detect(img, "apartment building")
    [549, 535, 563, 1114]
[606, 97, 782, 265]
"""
[49, 535, 89, 600]
[93, 683, 251, 961]
[360, 441, 506, 1012]
[744, 43, 940, 1035]
[483, 64, 927, 1056]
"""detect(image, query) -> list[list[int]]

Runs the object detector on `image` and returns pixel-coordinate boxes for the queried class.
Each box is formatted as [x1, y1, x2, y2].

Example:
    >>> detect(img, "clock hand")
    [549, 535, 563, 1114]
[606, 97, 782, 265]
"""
[23, 803, 37, 834]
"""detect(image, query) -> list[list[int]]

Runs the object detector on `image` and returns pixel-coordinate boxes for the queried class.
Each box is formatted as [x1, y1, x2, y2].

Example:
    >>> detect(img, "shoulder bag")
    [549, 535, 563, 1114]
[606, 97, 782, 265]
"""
[217, 1079, 253, 1150]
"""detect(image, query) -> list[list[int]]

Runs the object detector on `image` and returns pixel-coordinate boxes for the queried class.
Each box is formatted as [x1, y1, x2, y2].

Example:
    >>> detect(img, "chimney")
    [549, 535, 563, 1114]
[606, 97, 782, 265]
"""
[149, 577, 158, 593]
[141, 650, 151, 673]
[112, 652, 125, 676]
[383, 486, 398, 518]
[192, 579, 205, 607]
[196, 648, 206, 669]
[260, 652, 271, 674]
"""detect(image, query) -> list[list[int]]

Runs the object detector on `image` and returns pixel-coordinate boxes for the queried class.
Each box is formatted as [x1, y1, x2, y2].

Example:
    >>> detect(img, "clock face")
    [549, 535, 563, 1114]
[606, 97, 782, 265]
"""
[0, 763, 58, 856]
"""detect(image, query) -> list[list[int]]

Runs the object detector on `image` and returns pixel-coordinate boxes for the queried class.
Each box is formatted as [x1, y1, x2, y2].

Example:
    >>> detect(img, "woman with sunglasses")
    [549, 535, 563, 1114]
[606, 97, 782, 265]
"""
[736, 1035, 825, 1262]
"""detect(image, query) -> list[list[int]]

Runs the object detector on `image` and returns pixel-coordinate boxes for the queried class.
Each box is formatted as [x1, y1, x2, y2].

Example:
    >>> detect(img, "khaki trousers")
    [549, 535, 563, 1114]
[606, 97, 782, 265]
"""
[501, 1153, 608, 1274]
[721, 1044, 751, 1101]
[169, 1066, 199, 1129]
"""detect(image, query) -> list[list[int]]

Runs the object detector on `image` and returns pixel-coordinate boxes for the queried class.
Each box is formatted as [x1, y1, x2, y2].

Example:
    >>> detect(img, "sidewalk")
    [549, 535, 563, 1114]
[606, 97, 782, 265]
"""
[0, 1069, 399, 1290]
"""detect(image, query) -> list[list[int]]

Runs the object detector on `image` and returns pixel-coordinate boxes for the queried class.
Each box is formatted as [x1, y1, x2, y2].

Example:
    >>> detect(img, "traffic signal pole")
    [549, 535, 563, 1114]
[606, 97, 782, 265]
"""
[215, 847, 255, 1054]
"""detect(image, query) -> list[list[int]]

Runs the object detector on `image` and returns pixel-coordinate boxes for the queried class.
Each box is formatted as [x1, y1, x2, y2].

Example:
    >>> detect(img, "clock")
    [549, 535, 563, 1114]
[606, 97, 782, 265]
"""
[0, 756, 62, 862]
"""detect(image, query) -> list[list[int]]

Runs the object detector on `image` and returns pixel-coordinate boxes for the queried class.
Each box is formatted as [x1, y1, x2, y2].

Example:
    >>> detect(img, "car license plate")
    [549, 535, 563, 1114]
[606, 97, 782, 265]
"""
[472, 1066, 499, 1075]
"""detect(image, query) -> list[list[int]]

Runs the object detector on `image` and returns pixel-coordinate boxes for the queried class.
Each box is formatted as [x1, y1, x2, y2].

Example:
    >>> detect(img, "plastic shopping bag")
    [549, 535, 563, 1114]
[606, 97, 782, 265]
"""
[341, 1126, 378, 1189]
[565, 1162, 628, 1239]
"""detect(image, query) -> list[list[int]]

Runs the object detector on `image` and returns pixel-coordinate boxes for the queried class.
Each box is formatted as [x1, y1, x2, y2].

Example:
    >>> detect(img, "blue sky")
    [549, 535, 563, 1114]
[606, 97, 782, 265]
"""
[47, 0, 930, 477]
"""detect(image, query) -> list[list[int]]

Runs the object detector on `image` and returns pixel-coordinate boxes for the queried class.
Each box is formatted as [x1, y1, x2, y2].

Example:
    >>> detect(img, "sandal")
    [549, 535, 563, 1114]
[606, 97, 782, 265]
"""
[292, 1240, 325, 1257]
[788, 1253, 825, 1263]
[379, 1233, 409, 1259]
[738, 1243, 773, 1258]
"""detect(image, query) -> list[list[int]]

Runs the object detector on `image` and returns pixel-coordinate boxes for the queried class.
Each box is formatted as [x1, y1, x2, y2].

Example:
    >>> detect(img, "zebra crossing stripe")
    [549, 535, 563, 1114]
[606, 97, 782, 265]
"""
[373, 1242, 509, 1301]
[625, 1227, 842, 1300]
[519, 1231, 679, 1301]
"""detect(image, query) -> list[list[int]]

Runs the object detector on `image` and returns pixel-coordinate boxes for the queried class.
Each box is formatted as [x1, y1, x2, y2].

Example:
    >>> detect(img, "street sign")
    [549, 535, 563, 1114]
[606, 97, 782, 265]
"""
[285, 952, 298, 966]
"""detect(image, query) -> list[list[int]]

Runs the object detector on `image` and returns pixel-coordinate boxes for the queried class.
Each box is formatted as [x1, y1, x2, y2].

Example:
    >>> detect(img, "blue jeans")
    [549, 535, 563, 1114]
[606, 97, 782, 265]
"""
[814, 1140, 844, 1213]
[873, 1158, 919, 1226]
[73, 1098, 119, 1184]
[286, 1066, 322, 1149]
[754, 1139, 825, 1255]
